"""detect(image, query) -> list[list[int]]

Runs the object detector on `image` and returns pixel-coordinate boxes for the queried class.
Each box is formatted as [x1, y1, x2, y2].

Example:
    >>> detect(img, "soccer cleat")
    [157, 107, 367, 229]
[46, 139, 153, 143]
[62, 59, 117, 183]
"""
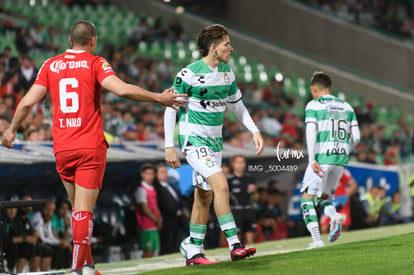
[83, 263, 102, 275]
[307, 240, 325, 249]
[231, 243, 256, 261]
[186, 253, 220, 266]
[329, 213, 345, 242]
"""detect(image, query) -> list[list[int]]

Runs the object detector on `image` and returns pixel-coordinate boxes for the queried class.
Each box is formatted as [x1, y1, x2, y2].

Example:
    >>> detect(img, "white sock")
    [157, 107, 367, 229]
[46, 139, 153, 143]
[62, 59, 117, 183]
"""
[306, 222, 322, 242]
[324, 205, 337, 220]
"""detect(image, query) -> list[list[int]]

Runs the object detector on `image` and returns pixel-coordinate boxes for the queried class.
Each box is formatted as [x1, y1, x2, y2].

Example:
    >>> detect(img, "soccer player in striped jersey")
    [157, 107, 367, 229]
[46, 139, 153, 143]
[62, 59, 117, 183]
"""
[164, 24, 264, 265]
[301, 71, 360, 249]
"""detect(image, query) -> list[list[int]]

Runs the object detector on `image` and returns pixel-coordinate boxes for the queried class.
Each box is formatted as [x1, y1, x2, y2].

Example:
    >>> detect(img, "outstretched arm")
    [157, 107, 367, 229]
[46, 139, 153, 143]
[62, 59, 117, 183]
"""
[101, 75, 187, 110]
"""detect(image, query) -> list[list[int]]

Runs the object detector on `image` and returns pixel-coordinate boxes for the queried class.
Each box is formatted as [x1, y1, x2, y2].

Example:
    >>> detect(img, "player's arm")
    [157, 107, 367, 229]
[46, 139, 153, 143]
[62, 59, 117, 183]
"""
[101, 75, 187, 111]
[349, 124, 361, 152]
[227, 91, 264, 155]
[164, 106, 180, 168]
[2, 84, 47, 148]
[306, 122, 323, 176]
[138, 203, 158, 223]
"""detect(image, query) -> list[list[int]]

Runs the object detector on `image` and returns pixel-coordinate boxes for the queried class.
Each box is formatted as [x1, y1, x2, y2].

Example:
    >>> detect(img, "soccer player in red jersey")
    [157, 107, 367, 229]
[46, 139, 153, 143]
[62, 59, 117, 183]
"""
[2, 20, 186, 275]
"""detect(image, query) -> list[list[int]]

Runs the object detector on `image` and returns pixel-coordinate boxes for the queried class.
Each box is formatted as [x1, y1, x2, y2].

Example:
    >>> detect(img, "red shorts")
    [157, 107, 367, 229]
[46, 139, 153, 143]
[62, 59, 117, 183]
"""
[320, 203, 351, 228]
[55, 141, 108, 189]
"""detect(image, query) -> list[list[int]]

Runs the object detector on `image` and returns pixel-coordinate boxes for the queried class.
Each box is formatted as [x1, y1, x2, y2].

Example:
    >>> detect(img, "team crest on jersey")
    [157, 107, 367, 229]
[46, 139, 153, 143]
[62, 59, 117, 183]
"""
[224, 72, 231, 84]
[205, 157, 215, 168]
[102, 61, 112, 71]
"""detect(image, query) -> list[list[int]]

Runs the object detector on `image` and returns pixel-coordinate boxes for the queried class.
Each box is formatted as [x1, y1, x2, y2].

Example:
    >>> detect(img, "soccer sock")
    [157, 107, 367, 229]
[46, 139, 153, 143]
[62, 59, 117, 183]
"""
[71, 211, 94, 271]
[301, 198, 321, 242]
[217, 213, 240, 249]
[188, 223, 207, 259]
[315, 198, 337, 220]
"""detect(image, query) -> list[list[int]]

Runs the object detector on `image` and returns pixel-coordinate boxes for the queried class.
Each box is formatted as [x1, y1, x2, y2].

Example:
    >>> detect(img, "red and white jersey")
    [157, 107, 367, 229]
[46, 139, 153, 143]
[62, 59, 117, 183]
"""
[35, 49, 115, 153]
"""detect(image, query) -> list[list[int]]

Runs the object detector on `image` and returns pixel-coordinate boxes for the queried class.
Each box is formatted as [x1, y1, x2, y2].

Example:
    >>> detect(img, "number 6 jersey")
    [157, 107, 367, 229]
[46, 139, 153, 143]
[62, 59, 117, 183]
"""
[305, 94, 359, 166]
[35, 49, 115, 153]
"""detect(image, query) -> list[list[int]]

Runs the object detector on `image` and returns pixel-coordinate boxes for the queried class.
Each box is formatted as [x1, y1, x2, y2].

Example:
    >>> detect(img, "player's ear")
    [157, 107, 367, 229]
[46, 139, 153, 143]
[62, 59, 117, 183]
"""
[69, 36, 72, 46]
[90, 36, 97, 48]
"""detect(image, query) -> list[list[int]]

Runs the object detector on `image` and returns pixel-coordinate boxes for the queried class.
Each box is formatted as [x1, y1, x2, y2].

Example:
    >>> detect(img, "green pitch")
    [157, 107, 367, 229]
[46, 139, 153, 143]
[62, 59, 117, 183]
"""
[92, 223, 413, 274]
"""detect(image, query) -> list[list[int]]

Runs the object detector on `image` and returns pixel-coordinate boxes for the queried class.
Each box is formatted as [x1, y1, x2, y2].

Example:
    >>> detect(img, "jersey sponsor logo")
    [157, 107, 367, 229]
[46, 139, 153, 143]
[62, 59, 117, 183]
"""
[175, 76, 183, 86]
[197, 75, 205, 83]
[224, 72, 231, 84]
[318, 98, 342, 104]
[200, 100, 226, 109]
[326, 105, 345, 113]
[50, 60, 89, 73]
[326, 147, 347, 156]
[199, 88, 208, 96]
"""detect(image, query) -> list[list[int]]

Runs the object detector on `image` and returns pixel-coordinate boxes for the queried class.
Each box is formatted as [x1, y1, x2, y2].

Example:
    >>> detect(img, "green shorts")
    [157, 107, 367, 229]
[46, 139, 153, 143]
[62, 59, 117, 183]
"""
[138, 229, 160, 251]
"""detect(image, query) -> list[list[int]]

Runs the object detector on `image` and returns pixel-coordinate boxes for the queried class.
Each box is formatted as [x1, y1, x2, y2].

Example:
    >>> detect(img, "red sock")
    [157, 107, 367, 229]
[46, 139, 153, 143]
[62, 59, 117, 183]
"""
[71, 211, 94, 270]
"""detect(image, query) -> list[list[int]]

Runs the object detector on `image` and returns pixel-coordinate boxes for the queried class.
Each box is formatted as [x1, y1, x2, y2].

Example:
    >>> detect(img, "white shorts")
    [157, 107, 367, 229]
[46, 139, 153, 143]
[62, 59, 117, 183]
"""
[300, 164, 344, 198]
[184, 145, 222, 191]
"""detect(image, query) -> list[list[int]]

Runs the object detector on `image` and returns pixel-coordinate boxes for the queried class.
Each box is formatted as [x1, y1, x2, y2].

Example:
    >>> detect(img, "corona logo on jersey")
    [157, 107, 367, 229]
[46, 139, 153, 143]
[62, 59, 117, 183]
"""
[205, 157, 215, 168]
[50, 60, 89, 73]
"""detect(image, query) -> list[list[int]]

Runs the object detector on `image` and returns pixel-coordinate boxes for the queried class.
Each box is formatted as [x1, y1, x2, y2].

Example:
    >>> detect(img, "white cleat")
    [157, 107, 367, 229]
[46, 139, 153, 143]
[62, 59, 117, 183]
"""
[329, 213, 345, 242]
[307, 240, 325, 249]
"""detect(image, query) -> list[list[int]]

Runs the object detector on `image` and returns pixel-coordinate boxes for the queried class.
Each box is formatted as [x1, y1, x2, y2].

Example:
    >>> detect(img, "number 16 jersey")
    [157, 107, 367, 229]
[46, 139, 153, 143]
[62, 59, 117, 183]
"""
[35, 49, 115, 153]
[305, 94, 358, 166]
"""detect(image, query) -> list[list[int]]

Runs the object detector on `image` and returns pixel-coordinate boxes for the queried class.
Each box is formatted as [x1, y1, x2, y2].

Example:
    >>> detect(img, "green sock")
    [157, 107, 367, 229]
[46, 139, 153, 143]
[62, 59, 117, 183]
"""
[218, 213, 240, 249]
[188, 223, 207, 259]
[301, 198, 321, 242]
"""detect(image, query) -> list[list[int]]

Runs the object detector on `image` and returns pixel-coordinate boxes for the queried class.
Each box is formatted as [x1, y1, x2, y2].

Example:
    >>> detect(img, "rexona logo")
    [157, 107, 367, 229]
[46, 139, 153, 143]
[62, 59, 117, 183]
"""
[50, 60, 89, 73]
[200, 100, 226, 109]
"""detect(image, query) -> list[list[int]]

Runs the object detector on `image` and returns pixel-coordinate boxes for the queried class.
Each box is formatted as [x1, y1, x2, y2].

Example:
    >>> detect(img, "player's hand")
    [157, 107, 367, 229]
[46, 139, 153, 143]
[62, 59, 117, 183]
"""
[2, 128, 16, 149]
[158, 87, 188, 111]
[157, 216, 163, 230]
[311, 161, 324, 177]
[165, 147, 181, 168]
[253, 131, 264, 155]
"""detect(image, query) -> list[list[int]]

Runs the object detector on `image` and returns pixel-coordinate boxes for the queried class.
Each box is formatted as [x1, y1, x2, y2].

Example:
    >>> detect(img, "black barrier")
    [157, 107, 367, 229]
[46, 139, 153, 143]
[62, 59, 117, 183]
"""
[0, 199, 46, 275]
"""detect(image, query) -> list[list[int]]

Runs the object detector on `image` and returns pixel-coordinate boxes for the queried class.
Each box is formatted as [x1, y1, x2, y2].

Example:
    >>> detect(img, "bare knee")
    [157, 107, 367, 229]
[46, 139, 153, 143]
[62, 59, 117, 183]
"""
[195, 189, 213, 208]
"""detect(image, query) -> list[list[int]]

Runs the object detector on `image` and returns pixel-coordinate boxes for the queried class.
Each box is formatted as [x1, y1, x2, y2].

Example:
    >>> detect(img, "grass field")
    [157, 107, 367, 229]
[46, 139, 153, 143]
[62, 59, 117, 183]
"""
[89, 223, 414, 275]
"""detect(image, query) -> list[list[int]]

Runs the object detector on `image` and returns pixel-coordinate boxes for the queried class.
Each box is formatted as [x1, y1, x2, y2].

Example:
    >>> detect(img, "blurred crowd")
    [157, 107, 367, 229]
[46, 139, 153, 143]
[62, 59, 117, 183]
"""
[306, 0, 414, 39]
[1, 194, 72, 273]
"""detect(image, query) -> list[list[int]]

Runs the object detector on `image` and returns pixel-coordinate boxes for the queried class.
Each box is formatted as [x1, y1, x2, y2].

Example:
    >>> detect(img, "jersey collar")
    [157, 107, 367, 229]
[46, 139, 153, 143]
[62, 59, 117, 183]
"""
[66, 49, 86, 53]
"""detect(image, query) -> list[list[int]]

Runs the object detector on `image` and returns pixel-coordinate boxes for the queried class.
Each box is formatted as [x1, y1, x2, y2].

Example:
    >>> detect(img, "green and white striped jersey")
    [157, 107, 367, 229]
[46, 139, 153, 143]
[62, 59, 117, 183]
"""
[305, 95, 358, 166]
[173, 59, 241, 152]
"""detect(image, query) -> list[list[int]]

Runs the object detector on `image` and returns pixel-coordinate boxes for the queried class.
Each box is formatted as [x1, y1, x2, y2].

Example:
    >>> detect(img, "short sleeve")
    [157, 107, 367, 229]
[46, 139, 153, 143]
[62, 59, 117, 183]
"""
[173, 68, 191, 95]
[95, 57, 116, 83]
[305, 102, 317, 124]
[34, 60, 49, 87]
[135, 187, 148, 204]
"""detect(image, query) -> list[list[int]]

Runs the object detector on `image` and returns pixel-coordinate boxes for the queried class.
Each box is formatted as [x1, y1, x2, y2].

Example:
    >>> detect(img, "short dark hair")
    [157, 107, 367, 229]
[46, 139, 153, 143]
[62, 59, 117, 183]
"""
[230, 154, 245, 163]
[310, 71, 332, 89]
[197, 24, 228, 57]
[140, 162, 155, 173]
[70, 20, 97, 46]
